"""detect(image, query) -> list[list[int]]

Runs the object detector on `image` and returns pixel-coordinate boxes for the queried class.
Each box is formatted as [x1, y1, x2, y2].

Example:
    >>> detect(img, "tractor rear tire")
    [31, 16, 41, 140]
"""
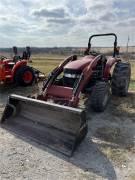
[15, 66, 35, 86]
[111, 62, 131, 96]
[89, 82, 110, 112]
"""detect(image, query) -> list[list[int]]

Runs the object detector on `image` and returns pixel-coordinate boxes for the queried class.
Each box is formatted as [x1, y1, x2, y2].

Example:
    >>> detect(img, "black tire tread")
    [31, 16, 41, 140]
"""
[111, 62, 131, 96]
[14, 66, 35, 86]
[89, 81, 110, 112]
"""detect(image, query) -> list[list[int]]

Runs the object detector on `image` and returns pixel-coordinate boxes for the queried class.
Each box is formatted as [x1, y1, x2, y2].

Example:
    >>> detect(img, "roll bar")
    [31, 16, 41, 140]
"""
[88, 33, 118, 57]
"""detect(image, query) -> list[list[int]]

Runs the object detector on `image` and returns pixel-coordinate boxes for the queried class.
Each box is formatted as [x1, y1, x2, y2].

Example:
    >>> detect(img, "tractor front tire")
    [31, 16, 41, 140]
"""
[89, 82, 110, 112]
[111, 62, 131, 96]
[15, 66, 35, 86]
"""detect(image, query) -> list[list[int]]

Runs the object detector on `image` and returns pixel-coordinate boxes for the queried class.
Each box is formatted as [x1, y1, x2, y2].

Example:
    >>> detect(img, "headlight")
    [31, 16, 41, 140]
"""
[64, 73, 80, 78]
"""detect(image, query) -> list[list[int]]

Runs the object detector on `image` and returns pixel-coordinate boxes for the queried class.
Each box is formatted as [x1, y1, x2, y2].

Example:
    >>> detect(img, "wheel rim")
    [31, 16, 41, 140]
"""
[22, 71, 33, 83]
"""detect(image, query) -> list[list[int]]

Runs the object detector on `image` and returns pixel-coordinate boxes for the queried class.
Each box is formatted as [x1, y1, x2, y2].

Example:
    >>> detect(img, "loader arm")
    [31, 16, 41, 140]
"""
[70, 55, 103, 107]
[104, 57, 120, 79]
[40, 55, 104, 107]
[41, 55, 77, 94]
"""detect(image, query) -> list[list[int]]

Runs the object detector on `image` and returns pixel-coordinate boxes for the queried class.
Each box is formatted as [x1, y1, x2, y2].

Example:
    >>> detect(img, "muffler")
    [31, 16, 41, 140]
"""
[0, 94, 87, 156]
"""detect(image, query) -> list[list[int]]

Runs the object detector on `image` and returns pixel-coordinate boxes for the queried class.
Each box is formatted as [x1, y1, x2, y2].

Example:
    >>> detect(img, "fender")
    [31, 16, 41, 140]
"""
[104, 57, 118, 79]
[42, 55, 77, 92]
[0, 59, 13, 81]
[12, 60, 27, 80]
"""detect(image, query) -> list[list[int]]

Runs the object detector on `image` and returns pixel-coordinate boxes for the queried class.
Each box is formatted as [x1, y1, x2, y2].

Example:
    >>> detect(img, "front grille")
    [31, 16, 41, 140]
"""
[64, 68, 82, 74]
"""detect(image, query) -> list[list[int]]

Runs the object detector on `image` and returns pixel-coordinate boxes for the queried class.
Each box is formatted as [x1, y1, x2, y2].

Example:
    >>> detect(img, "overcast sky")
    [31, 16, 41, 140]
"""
[0, 0, 134, 47]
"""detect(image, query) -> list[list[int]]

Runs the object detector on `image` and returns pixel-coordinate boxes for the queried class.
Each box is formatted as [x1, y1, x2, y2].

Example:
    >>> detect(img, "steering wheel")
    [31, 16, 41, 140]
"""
[89, 50, 101, 56]
[84, 48, 101, 56]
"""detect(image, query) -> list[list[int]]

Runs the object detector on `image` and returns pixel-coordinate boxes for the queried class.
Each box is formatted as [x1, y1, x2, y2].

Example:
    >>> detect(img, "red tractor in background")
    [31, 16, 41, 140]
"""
[0, 47, 42, 86]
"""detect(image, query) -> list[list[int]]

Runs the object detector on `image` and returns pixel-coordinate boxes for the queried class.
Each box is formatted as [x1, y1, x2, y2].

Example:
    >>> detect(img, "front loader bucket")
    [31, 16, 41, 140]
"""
[1, 94, 87, 156]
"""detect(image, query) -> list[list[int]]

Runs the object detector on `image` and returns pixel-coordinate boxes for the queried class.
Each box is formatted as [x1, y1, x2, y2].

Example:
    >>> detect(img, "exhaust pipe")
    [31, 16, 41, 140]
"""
[1, 94, 87, 156]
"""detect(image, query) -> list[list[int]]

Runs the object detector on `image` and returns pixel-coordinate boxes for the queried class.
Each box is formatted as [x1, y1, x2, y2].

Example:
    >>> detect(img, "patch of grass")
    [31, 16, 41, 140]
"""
[95, 127, 122, 144]
[101, 146, 128, 167]
[129, 61, 135, 91]
[129, 81, 135, 90]
[110, 93, 135, 121]
[128, 173, 135, 180]
[95, 126, 134, 150]
[29, 58, 62, 74]
[94, 124, 132, 167]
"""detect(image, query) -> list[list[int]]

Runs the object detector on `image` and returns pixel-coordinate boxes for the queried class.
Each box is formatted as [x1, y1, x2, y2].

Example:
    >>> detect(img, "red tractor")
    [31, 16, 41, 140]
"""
[38, 33, 131, 111]
[1, 33, 131, 156]
[0, 47, 42, 86]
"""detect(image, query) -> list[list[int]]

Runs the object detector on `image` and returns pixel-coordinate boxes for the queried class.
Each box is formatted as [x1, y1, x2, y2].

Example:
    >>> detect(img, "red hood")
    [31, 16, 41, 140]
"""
[64, 55, 95, 70]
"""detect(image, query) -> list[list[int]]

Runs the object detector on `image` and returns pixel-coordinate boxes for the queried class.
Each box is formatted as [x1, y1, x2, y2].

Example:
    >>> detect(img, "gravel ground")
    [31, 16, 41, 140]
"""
[0, 84, 135, 180]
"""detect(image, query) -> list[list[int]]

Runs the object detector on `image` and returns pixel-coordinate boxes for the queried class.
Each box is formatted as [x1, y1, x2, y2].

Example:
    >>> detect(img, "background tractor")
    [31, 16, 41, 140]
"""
[0, 47, 44, 86]
[1, 33, 131, 156]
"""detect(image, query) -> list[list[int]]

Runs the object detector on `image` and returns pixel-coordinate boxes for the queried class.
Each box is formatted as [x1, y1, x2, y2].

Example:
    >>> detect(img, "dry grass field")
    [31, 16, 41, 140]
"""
[130, 62, 135, 90]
